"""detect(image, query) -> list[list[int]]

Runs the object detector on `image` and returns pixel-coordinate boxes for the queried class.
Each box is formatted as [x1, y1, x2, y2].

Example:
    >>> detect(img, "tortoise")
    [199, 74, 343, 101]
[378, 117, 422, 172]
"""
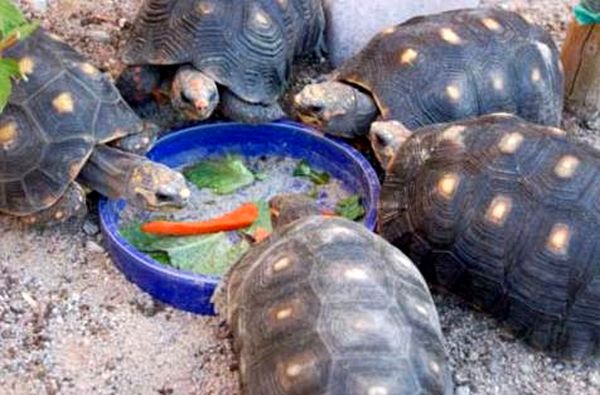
[0, 29, 190, 225]
[214, 194, 451, 395]
[294, 8, 564, 138]
[369, 113, 600, 359]
[119, 0, 326, 123]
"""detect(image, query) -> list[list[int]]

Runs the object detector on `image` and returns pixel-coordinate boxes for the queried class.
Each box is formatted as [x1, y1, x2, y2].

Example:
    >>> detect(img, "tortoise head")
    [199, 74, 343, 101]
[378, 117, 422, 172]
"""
[368, 121, 413, 171]
[269, 194, 322, 230]
[294, 81, 378, 138]
[127, 162, 190, 210]
[171, 66, 219, 121]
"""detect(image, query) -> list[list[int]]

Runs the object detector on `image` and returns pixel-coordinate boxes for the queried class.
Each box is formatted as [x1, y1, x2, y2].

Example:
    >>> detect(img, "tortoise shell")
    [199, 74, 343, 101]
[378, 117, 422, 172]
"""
[122, 0, 326, 104]
[0, 29, 143, 216]
[216, 216, 450, 394]
[379, 113, 600, 359]
[337, 8, 563, 129]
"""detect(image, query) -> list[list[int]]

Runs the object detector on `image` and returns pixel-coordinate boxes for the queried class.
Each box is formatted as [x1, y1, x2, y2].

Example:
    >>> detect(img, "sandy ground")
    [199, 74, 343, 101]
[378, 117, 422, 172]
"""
[1, 0, 599, 394]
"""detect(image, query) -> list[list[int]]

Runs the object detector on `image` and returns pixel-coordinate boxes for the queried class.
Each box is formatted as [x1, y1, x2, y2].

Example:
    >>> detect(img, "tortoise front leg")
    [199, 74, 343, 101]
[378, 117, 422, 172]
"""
[21, 183, 87, 226]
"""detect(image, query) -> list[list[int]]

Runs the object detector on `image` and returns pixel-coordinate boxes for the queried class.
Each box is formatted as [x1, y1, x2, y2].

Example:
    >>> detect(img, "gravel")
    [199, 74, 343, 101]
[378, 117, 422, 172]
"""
[2, 0, 599, 394]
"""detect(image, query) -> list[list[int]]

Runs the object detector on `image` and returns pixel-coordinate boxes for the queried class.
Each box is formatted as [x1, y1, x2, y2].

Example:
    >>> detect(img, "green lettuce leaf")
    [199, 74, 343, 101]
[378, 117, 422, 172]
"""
[293, 160, 330, 185]
[183, 155, 255, 195]
[119, 222, 249, 276]
[336, 195, 365, 221]
[241, 200, 273, 237]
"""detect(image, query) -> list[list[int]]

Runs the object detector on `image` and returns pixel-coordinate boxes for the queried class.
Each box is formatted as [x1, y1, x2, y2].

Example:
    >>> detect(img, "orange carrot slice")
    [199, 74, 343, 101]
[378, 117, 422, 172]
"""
[141, 203, 259, 236]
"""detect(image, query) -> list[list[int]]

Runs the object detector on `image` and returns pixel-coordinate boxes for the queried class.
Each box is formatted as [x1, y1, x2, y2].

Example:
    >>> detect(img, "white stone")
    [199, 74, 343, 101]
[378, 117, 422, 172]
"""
[323, 0, 481, 66]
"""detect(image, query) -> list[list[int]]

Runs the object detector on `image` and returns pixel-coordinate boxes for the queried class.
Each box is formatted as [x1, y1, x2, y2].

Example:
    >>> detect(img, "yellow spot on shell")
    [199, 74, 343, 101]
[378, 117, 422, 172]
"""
[196, 1, 215, 14]
[52, 92, 74, 114]
[382, 26, 397, 35]
[441, 125, 466, 142]
[254, 9, 271, 26]
[446, 85, 461, 101]
[482, 18, 502, 31]
[415, 304, 428, 316]
[554, 155, 580, 179]
[276, 307, 293, 320]
[80, 63, 98, 76]
[354, 319, 372, 331]
[492, 75, 504, 91]
[531, 68, 541, 82]
[48, 33, 64, 42]
[368, 387, 389, 395]
[344, 267, 369, 281]
[19, 57, 34, 76]
[430, 361, 441, 374]
[276, 0, 288, 8]
[0, 122, 17, 148]
[549, 127, 566, 137]
[486, 195, 513, 226]
[285, 364, 303, 377]
[440, 28, 462, 44]
[437, 173, 460, 199]
[498, 132, 524, 154]
[399, 48, 418, 65]
[273, 257, 291, 272]
[54, 211, 64, 220]
[547, 223, 571, 255]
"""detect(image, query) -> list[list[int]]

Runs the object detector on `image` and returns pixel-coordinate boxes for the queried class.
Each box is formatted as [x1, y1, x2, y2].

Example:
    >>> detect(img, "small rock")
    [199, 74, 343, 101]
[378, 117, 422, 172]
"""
[520, 363, 532, 374]
[28, 0, 48, 12]
[86, 240, 104, 254]
[87, 30, 111, 44]
[83, 219, 99, 236]
[589, 371, 600, 387]
[455, 385, 470, 395]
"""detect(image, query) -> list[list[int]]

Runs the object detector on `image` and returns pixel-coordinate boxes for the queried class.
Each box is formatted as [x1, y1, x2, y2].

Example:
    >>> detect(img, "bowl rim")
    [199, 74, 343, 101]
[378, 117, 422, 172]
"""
[99, 120, 381, 287]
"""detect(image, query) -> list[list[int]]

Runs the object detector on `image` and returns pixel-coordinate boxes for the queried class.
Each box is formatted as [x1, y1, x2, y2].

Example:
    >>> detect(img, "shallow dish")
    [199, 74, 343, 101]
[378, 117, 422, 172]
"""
[99, 121, 380, 315]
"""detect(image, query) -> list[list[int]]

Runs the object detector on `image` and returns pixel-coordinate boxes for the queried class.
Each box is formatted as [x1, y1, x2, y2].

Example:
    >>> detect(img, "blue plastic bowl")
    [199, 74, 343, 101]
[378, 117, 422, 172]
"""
[99, 121, 380, 315]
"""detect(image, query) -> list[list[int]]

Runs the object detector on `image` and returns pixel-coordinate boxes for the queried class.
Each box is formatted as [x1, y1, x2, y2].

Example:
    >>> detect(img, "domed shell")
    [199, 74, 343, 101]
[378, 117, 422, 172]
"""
[379, 113, 600, 359]
[216, 216, 450, 394]
[121, 0, 326, 104]
[336, 8, 563, 129]
[0, 29, 143, 215]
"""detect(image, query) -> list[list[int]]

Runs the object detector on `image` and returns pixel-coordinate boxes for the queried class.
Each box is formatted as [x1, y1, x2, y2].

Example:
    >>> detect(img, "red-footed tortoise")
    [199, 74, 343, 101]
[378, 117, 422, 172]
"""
[120, 0, 326, 123]
[0, 29, 189, 225]
[214, 195, 451, 395]
[369, 114, 600, 359]
[295, 8, 564, 137]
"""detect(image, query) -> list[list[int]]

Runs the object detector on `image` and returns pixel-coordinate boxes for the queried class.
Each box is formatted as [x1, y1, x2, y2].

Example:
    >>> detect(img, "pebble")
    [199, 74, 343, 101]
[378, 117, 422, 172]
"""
[85, 240, 105, 254]
[83, 219, 100, 236]
[28, 0, 48, 12]
[87, 30, 111, 43]
[589, 371, 600, 387]
[455, 385, 471, 395]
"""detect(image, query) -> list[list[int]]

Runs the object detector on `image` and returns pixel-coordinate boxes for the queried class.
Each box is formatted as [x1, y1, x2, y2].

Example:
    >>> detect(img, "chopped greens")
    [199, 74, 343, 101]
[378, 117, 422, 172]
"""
[241, 200, 273, 240]
[293, 160, 330, 185]
[183, 155, 255, 195]
[336, 195, 366, 221]
[120, 222, 249, 276]
[0, 0, 39, 112]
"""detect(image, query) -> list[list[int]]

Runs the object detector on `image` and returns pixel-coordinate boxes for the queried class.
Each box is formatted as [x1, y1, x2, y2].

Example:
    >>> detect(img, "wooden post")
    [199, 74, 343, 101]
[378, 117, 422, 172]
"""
[561, 18, 600, 130]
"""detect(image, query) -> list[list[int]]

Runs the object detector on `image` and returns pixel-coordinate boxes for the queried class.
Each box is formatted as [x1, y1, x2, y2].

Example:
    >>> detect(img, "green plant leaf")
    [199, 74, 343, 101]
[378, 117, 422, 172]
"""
[7, 21, 38, 42]
[183, 155, 255, 195]
[152, 233, 249, 276]
[119, 221, 249, 275]
[0, 0, 27, 37]
[119, 222, 165, 252]
[0, 66, 13, 112]
[335, 195, 365, 221]
[293, 159, 330, 185]
[241, 200, 273, 237]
